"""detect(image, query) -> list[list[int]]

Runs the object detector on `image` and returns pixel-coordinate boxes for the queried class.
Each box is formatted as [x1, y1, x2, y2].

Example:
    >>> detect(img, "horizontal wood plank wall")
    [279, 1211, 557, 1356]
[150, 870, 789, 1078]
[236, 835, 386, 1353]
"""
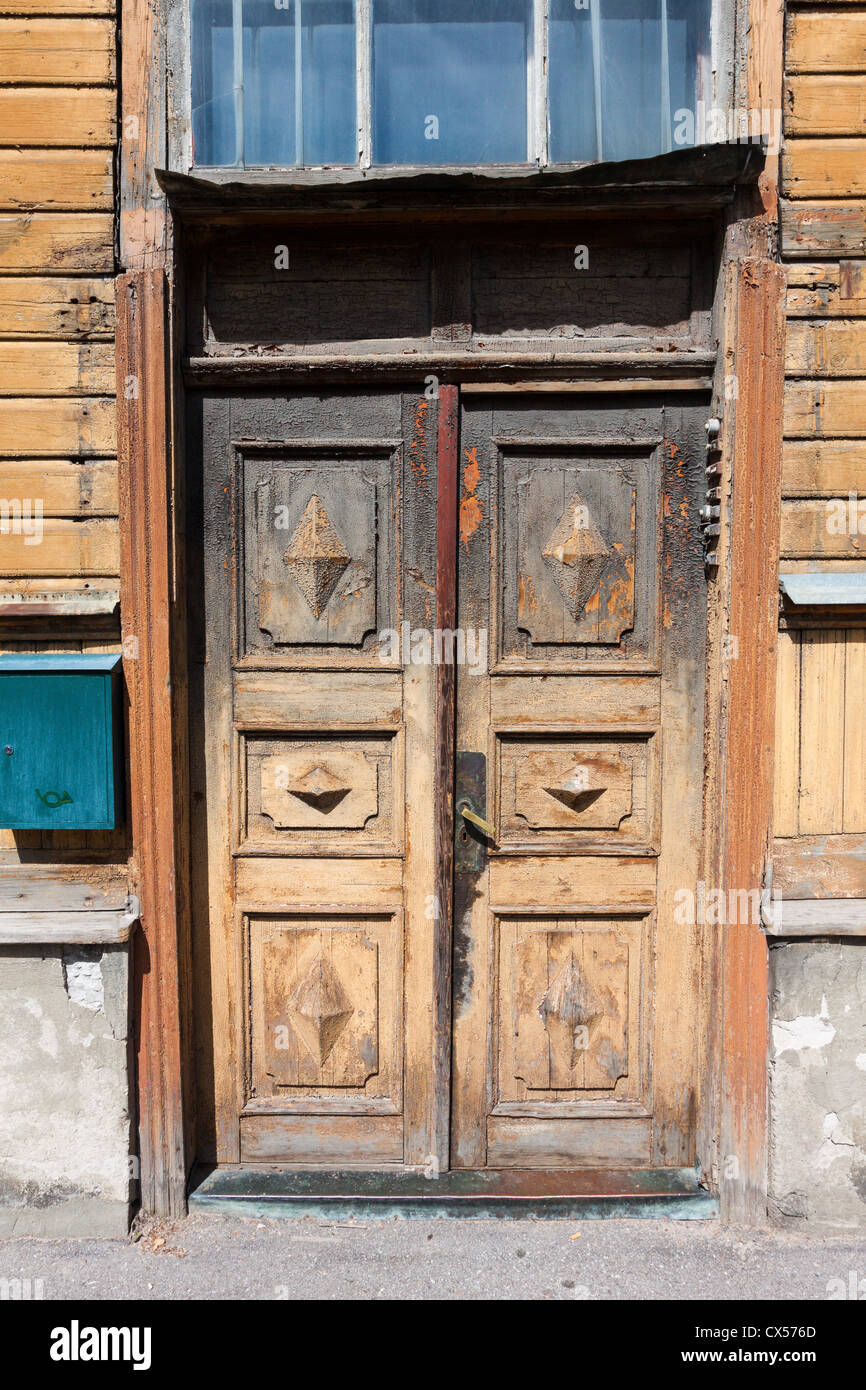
[0, 0, 119, 861]
[779, 3, 866, 883]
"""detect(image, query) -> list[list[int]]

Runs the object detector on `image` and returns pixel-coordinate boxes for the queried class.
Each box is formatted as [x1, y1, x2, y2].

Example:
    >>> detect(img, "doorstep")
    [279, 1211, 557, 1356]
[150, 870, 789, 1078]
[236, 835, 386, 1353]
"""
[188, 1166, 718, 1221]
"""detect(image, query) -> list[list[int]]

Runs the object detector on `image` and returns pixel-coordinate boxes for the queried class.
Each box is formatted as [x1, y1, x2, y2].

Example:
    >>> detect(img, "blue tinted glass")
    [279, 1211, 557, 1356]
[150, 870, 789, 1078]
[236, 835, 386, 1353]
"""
[549, 0, 711, 164]
[191, 0, 356, 167]
[190, 0, 236, 164]
[191, 0, 711, 171]
[372, 0, 531, 166]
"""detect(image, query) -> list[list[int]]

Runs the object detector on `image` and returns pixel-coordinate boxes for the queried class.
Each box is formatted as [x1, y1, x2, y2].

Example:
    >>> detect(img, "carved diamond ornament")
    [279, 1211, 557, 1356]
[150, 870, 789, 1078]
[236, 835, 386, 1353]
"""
[284, 495, 351, 618]
[286, 765, 351, 815]
[539, 953, 602, 1069]
[542, 495, 611, 620]
[287, 955, 354, 1066]
[544, 763, 606, 813]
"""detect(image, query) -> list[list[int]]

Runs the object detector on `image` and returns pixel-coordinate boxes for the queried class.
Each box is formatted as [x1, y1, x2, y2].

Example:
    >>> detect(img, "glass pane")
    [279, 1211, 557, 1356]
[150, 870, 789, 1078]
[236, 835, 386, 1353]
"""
[372, 0, 531, 166]
[191, 0, 356, 167]
[549, 0, 711, 164]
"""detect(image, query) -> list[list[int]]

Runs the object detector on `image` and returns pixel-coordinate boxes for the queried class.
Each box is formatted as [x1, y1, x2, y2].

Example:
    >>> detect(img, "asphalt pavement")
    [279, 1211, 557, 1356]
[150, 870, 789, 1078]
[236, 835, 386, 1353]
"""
[2, 1213, 866, 1301]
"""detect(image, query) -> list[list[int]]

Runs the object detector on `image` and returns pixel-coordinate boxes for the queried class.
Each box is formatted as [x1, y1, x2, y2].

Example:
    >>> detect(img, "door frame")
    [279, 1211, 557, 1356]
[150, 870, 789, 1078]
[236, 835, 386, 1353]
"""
[117, 286, 783, 1221]
[117, 0, 786, 1226]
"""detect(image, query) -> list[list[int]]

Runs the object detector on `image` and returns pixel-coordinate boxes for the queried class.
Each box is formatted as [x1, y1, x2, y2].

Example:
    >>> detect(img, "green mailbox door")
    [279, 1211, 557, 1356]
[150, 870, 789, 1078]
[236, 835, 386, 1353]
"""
[0, 654, 123, 830]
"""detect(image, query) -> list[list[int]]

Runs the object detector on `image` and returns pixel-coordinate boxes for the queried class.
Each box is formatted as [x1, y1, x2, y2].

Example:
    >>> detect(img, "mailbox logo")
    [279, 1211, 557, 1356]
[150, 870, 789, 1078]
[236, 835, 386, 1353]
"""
[35, 789, 74, 809]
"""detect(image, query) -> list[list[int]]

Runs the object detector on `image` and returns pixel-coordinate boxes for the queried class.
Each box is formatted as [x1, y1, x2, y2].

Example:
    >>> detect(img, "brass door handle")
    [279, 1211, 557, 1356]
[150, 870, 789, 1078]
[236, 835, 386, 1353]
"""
[460, 805, 495, 839]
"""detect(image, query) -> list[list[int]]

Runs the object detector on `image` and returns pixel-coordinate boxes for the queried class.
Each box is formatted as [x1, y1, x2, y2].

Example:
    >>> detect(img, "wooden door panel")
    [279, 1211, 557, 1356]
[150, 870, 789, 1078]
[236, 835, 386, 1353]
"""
[191, 389, 441, 1167]
[493, 729, 660, 852]
[502, 916, 642, 1097]
[235, 856, 403, 908]
[485, 1117, 653, 1169]
[490, 417, 663, 674]
[502, 457, 647, 655]
[488, 855, 657, 909]
[240, 447, 399, 659]
[239, 1115, 405, 1165]
[232, 670, 404, 725]
[452, 395, 707, 1169]
[237, 728, 403, 856]
[490, 674, 660, 724]
[247, 911, 402, 1102]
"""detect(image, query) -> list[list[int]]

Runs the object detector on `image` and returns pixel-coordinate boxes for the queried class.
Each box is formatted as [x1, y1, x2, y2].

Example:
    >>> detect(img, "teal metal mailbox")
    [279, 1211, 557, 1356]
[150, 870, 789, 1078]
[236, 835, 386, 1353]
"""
[0, 654, 124, 830]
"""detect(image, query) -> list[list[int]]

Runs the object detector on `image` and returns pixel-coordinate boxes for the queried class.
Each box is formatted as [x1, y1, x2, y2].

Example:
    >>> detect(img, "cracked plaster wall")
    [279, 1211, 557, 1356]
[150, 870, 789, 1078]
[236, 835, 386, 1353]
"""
[770, 940, 866, 1232]
[0, 944, 133, 1237]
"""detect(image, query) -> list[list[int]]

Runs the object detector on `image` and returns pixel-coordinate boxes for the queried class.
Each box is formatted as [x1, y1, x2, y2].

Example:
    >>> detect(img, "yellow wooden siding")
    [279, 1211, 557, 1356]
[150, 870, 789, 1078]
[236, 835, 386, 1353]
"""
[783, 140, 866, 197]
[0, 459, 117, 513]
[785, 75, 866, 135]
[0, 20, 115, 84]
[787, 8, 866, 74]
[0, 0, 118, 616]
[784, 380, 866, 437]
[786, 261, 866, 316]
[782, 7, 866, 262]
[781, 502, 866, 557]
[0, 0, 113, 12]
[0, 277, 114, 337]
[0, 151, 113, 209]
[0, 342, 115, 395]
[0, 519, 119, 576]
[774, 630, 801, 837]
[0, 398, 116, 455]
[800, 629, 847, 833]
[786, 319, 866, 373]
[781, 6, 866, 562]
[0, 88, 116, 147]
[783, 439, 866, 494]
[778, 5, 866, 847]
[0, 215, 114, 272]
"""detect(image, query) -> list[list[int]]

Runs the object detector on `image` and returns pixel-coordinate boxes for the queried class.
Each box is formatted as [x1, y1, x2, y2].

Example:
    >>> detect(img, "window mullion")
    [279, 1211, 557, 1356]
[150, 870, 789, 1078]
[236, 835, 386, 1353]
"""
[232, 0, 245, 168]
[591, 0, 604, 162]
[532, 0, 549, 167]
[294, 0, 304, 166]
[357, 0, 372, 168]
[660, 0, 672, 153]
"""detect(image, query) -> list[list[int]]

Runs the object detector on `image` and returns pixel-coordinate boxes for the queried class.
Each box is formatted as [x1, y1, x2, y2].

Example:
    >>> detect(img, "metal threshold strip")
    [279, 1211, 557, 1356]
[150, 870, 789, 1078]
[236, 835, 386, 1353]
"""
[188, 1167, 718, 1221]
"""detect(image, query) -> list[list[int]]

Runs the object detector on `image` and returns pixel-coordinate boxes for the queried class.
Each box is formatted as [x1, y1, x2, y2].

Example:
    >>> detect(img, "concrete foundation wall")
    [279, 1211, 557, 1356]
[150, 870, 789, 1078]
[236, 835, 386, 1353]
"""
[0, 944, 133, 1237]
[770, 940, 866, 1233]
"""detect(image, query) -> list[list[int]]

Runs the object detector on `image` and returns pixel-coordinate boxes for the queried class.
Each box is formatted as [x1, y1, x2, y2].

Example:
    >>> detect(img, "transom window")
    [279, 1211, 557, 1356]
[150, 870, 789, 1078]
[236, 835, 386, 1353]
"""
[190, 0, 712, 169]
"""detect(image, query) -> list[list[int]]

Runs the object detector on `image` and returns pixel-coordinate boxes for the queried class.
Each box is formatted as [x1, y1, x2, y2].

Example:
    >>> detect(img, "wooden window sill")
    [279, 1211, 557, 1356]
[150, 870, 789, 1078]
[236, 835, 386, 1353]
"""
[762, 897, 866, 937]
[0, 897, 139, 946]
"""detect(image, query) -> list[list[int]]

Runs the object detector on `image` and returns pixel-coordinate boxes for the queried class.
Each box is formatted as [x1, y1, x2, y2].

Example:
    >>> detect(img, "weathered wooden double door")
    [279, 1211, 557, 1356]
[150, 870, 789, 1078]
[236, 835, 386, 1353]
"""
[191, 387, 707, 1173]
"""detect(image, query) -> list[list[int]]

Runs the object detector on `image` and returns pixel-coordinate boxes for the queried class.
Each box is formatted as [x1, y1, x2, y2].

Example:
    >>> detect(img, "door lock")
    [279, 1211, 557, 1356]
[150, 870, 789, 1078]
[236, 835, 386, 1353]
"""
[454, 751, 490, 871]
